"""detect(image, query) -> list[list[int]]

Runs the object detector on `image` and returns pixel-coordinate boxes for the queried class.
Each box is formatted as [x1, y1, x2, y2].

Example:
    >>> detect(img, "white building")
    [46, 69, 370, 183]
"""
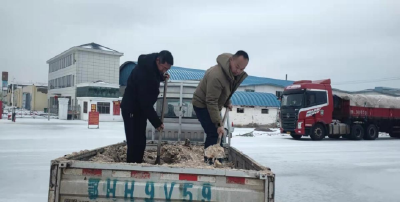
[223, 91, 280, 127]
[46, 43, 123, 114]
[76, 82, 122, 122]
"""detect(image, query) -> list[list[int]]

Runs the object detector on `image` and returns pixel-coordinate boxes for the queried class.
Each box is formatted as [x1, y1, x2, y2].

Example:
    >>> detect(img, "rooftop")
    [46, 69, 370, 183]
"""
[47, 42, 123, 63]
[78, 42, 121, 53]
[231, 91, 280, 107]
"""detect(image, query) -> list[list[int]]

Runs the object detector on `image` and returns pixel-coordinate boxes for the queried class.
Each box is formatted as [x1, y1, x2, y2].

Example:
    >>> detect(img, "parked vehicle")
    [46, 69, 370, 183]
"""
[280, 79, 400, 140]
[48, 81, 275, 202]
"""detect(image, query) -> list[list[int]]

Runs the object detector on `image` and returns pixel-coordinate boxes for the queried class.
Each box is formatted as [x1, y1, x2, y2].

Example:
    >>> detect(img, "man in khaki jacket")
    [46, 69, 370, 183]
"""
[192, 51, 249, 152]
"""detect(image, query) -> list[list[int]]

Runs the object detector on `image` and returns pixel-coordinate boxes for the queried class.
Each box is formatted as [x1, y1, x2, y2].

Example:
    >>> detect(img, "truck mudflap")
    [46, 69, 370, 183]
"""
[49, 161, 274, 202]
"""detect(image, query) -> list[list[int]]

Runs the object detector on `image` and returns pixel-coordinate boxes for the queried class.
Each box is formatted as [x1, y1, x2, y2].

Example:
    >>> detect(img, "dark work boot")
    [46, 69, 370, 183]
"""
[204, 156, 213, 165]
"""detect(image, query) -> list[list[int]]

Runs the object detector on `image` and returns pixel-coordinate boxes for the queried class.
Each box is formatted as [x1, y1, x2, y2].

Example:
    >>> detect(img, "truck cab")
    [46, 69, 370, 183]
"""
[280, 79, 333, 140]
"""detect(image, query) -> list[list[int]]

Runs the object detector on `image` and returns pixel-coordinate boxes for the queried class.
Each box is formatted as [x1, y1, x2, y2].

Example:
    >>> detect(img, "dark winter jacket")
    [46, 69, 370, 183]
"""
[121, 53, 165, 128]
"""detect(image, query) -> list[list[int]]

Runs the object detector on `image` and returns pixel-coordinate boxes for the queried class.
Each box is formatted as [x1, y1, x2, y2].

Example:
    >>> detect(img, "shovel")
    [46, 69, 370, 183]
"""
[217, 108, 230, 145]
[155, 79, 168, 165]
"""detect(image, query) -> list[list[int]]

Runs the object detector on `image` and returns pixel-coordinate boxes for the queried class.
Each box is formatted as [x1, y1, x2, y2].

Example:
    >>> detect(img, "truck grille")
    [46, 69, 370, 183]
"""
[280, 109, 298, 131]
[282, 122, 296, 130]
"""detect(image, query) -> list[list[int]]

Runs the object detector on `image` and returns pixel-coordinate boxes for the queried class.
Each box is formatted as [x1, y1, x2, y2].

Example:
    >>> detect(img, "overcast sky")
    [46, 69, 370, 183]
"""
[1, 0, 399, 91]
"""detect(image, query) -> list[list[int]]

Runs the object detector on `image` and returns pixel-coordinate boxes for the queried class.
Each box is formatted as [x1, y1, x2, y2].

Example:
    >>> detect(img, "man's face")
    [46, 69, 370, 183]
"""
[229, 56, 248, 76]
[156, 58, 172, 74]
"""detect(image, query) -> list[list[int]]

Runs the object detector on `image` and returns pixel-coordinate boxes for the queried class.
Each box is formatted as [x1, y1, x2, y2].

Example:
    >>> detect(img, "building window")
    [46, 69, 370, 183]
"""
[262, 109, 269, 114]
[97, 102, 110, 114]
[83, 102, 88, 113]
[237, 108, 244, 113]
[276, 91, 283, 98]
[49, 54, 73, 73]
[245, 89, 255, 92]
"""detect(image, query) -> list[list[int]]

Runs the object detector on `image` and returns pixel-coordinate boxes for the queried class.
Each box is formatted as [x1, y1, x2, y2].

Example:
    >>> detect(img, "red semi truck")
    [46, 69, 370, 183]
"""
[280, 79, 400, 140]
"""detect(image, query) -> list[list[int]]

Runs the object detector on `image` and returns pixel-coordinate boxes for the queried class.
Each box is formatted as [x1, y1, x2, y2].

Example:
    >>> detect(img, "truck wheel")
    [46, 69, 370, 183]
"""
[364, 124, 378, 140]
[328, 135, 341, 139]
[351, 125, 364, 140]
[310, 124, 325, 141]
[290, 134, 302, 140]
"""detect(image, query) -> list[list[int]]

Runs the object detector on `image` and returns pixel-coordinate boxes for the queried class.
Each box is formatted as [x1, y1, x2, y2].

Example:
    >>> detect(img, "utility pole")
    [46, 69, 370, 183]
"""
[11, 78, 15, 107]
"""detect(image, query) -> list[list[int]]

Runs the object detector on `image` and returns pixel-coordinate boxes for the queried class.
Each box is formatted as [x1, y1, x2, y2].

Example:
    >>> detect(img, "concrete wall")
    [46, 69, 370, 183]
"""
[48, 87, 76, 104]
[237, 85, 284, 95]
[76, 51, 120, 85]
[14, 88, 23, 108]
[77, 97, 122, 122]
[8, 85, 48, 111]
[32, 87, 48, 111]
[222, 106, 279, 126]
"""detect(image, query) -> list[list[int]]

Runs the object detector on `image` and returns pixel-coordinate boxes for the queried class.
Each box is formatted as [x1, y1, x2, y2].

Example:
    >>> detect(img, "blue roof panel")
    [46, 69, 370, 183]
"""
[231, 91, 280, 107]
[168, 66, 205, 81]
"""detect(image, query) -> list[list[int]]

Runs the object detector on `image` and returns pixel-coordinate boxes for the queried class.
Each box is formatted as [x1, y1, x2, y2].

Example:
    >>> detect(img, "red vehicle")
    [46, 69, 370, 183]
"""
[280, 79, 400, 140]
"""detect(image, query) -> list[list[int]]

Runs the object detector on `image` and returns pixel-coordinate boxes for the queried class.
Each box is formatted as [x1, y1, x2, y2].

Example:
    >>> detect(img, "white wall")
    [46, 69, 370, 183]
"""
[222, 106, 279, 126]
[77, 97, 122, 122]
[48, 87, 76, 106]
[237, 85, 284, 95]
[76, 51, 120, 85]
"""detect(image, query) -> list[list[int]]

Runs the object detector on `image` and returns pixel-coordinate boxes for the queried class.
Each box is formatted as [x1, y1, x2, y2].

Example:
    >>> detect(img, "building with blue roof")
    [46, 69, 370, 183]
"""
[231, 92, 281, 107]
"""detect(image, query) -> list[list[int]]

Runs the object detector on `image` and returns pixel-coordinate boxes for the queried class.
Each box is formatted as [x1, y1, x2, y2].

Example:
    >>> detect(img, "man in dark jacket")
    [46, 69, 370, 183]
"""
[121, 51, 173, 163]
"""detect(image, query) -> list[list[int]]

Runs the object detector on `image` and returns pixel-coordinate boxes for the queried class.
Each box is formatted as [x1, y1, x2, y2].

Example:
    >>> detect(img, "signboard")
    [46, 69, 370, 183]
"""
[91, 104, 96, 112]
[113, 101, 121, 115]
[2, 81, 7, 89]
[2, 72, 8, 81]
[88, 112, 99, 129]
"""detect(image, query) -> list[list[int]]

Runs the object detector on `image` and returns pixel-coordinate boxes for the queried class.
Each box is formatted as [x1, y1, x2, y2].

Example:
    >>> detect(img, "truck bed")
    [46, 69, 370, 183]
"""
[48, 142, 275, 202]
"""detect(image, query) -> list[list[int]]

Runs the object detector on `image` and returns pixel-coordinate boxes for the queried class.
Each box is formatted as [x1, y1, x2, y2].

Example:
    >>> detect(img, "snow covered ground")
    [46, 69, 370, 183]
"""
[1, 119, 400, 202]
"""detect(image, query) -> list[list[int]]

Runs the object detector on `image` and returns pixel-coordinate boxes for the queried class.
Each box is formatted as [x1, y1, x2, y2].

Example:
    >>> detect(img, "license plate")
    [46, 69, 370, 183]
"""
[286, 132, 291, 134]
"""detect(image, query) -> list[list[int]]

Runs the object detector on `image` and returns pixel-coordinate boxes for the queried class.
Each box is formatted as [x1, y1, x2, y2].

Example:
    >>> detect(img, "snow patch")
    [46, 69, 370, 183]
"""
[232, 128, 282, 137]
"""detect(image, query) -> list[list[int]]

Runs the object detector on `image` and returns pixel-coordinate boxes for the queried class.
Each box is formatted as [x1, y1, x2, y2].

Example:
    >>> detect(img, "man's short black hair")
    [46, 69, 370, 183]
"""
[234, 50, 249, 60]
[159, 50, 174, 65]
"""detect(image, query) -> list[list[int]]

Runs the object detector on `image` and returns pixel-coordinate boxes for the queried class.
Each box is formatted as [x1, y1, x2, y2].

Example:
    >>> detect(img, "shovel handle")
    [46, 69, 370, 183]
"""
[156, 79, 168, 165]
[217, 108, 229, 144]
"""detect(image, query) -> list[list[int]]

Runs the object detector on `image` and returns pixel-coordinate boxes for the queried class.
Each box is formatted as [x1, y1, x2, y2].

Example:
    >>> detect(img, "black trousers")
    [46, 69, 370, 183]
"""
[193, 106, 223, 149]
[122, 109, 147, 163]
